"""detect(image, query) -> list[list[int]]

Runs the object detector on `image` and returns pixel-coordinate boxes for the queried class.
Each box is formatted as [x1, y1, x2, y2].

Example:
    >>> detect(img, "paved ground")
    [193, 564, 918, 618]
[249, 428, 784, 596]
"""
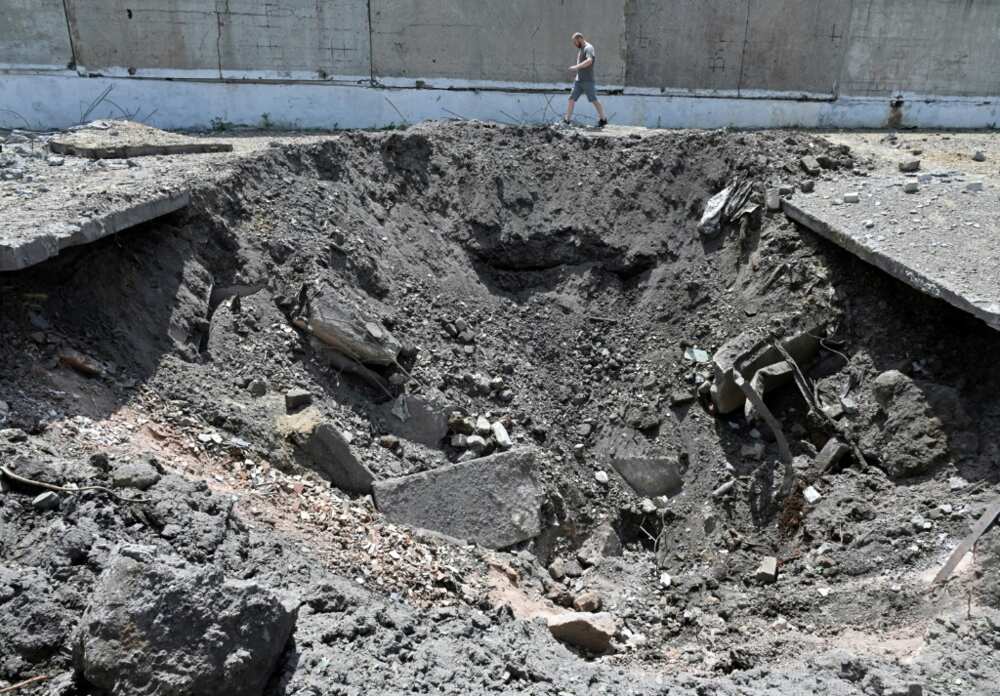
[0, 123, 333, 271]
[786, 130, 1000, 330]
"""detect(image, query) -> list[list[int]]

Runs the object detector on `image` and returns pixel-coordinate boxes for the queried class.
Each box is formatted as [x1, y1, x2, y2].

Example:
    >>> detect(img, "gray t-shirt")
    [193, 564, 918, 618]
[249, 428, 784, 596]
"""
[576, 42, 596, 83]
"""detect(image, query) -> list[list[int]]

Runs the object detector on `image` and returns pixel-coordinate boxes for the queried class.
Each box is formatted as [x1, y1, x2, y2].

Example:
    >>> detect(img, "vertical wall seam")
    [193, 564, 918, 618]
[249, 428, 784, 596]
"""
[215, 1, 226, 80]
[366, 0, 375, 84]
[60, 0, 80, 73]
[736, 0, 752, 97]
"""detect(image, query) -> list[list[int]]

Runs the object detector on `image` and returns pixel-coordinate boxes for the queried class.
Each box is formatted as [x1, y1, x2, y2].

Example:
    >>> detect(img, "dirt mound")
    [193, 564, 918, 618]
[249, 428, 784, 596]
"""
[2, 121, 999, 694]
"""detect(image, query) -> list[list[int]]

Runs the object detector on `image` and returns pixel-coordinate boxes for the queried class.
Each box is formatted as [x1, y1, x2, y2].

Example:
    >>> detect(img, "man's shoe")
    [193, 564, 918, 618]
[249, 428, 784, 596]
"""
[597, 118, 608, 127]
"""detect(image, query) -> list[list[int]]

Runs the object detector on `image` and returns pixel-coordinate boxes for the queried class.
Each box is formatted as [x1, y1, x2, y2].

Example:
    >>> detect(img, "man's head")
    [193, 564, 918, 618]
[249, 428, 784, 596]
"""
[572, 32, 585, 48]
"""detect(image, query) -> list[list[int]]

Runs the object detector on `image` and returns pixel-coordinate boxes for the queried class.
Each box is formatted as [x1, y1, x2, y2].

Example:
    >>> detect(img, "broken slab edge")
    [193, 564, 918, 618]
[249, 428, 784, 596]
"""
[783, 199, 1000, 332]
[49, 142, 234, 159]
[0, 190, 191, 272]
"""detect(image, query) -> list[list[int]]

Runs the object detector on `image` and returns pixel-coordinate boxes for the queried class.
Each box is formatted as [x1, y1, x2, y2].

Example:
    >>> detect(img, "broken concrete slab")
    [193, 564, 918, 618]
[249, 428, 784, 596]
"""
[711, 328, 821, 414]
[784, 177, 1000, 331]
[744, 360, 795, 420]
[50, 120, 233, 159]
[596, 427, 684, 498]
[372, 450, 542, 549]
[0, 188, 190, 272]
[304, 423, 375, 494]
[547, 612, 618, 653]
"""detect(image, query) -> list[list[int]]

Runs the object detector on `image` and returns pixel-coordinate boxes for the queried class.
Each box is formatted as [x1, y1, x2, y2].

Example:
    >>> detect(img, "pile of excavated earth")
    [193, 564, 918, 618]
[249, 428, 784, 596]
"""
[1, 120, 999, 696]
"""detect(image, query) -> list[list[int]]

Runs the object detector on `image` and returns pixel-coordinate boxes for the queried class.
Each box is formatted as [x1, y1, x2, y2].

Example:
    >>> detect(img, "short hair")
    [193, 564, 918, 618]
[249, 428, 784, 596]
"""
[572, 32, 584, 40]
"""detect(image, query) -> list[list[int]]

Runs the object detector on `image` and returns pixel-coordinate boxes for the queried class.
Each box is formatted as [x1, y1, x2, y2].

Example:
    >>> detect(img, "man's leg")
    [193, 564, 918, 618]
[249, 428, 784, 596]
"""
[594, 99, 607, 123]
[564, 98, 577, 122]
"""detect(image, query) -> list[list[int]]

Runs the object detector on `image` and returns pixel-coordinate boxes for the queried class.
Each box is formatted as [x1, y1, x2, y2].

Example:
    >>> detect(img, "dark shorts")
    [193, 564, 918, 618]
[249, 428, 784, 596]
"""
[570, 81, 598, 103]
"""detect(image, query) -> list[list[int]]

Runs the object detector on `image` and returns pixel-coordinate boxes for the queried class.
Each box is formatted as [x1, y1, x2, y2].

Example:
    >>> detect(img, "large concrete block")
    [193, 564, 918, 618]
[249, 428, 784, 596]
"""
[0, 0, 74, 70]
[371, 0, 626, 86]
[372, 450, 542, 549]
[64, 0, 370, 79]
[840, 0, 1000, 98]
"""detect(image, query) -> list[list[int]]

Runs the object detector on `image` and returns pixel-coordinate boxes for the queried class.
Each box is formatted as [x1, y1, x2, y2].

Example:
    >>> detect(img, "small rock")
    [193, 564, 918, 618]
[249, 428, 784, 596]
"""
[466, 434, 487, 452]
[972, 151, 986, 162]
[47, 155, 65, 166]
[799, 179, 815, 194]
[800, 155, 821, 176]
[491, 421, 512, 450]
[475, 415, 492, 436]
[659, 572, 672, 588]
[284, 388, 313, 412]
[898, 159, 921, 173]
[577, 523, 622, 567]
[379, 434, 399, 450]
[712, 480, 736, 498]
[112, 459, 161, 491]
[573, 591, 603, 612]
[765, 188, 781, 211]
[754, 556, 778, 584]
[547, 612, 618, 653]
[966, 181, 984, 192]
[903, 182, 919, 194]
[548, 558, 567, 581]
[803, 486, 822, 504]
[684, 347, 710, 363]
[843, 192, 860, 203]
[248, 379, 268, 397]
[32, 491, 60, 510]
[594, 470, 609, 485]
[816, 438, 850, 471]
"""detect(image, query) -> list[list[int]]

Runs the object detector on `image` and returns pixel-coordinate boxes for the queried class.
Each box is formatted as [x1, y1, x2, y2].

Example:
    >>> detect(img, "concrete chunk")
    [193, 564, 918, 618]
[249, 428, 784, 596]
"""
[372, 450, 542, 549]
[754, 556, 778, 584]
[304, 423, 375, 494]
[816, 438, 850, 472]
[547, 612, 618, 653]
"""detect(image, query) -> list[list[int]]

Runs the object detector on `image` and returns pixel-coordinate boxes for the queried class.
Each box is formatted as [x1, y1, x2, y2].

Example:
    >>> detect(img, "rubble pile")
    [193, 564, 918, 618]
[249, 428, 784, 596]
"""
[2, 121, 999, 695]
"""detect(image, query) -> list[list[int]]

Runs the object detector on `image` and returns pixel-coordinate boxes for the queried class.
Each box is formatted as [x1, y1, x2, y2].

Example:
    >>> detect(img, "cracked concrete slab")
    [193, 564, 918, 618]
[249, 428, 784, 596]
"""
[784, 175, 1000, 331]
[49, 121, 233, 159]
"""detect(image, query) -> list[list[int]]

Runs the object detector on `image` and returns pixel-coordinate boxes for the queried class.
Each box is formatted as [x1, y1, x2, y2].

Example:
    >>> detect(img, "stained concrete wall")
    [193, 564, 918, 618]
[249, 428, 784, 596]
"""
[624, 0, 852, 96]
[840, 0, 1000, 97]
[0, 0, 74, 70]
[62, 0, 370, 79]
[370, 0, 626, 86]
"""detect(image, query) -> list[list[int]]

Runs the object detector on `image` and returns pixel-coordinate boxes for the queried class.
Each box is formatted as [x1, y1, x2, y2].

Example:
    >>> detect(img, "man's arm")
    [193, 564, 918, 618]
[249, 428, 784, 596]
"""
[569, 57, 594, 71]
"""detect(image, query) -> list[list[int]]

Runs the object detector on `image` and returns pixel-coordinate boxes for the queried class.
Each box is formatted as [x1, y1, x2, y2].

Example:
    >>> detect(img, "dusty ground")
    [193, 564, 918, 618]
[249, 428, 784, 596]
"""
[1, 121, 999, 695]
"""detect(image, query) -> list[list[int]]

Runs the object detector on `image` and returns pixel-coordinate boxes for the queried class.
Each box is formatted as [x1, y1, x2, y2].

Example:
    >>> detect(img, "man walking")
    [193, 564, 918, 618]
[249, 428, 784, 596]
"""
[564, 32, 608, 127]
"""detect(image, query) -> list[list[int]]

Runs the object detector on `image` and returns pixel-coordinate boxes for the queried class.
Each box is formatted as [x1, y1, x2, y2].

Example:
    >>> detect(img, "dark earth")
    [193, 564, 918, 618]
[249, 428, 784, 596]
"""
[2, 121, 999, 695]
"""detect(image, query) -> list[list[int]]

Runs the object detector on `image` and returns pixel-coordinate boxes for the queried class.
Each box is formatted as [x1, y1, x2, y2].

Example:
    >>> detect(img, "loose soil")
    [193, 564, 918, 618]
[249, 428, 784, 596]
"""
[2, 121, 999, 695]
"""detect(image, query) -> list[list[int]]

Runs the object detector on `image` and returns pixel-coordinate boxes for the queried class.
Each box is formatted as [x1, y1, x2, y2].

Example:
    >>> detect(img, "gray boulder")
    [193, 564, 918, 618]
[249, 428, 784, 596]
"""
[863, 370, 973, 477]
[111, 459, 161, 490]
[75, 545, 298, 696]
[381, 392, 452, 448]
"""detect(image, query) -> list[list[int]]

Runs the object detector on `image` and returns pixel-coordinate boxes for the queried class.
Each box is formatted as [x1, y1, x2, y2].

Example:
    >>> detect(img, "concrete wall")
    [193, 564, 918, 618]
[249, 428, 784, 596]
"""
[63, 0, 370, 80]
[370, 0, 625, 86]
[840, 0, 1000, 97]
[0, 0, 74, 71]
[2, 0, 1000, 130]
